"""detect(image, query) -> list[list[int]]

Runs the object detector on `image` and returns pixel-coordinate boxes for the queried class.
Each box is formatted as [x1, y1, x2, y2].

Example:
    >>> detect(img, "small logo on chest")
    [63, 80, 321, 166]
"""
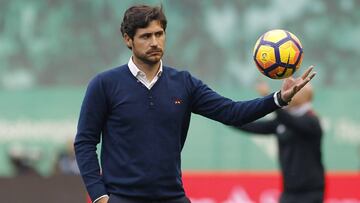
[174, 98, 183, 105]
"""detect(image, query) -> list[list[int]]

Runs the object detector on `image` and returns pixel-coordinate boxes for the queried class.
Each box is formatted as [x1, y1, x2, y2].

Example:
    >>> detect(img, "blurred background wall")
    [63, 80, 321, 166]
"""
[0, 0, 359, 181]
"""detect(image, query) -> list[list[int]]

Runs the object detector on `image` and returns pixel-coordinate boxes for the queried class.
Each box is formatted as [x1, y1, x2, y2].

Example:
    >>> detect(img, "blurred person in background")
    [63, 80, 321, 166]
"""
[74, 4, 316, 203]
[235, 82, 325, 203]
[8, 143, 42, 176]
[57, 139, 80, 175]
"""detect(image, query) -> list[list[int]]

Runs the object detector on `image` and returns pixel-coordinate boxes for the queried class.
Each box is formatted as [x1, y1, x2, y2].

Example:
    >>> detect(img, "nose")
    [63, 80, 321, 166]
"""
[150, 35, 158, 47]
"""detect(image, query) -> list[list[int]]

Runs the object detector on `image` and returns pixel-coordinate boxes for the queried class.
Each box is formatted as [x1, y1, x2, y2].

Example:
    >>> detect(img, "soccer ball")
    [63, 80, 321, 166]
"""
[253, 29, 303, 79]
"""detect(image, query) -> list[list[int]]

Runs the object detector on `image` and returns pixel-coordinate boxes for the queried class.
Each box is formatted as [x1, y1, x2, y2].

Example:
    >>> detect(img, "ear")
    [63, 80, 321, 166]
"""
[123, 33, 133, 49]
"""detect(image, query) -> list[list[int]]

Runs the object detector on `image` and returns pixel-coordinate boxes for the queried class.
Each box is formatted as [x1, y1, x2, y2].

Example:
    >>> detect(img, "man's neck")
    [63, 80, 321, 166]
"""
[132, 57, 160, 81]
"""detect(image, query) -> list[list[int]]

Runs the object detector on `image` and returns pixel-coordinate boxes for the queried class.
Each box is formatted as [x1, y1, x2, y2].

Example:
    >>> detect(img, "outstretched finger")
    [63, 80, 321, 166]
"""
[308, 71, 316, 81]
[298, 72, 316, 90]
[301, 65, 314, 80]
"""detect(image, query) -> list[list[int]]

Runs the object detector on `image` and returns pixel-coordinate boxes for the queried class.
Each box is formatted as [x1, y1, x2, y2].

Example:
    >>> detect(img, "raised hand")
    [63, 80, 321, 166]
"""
[280, 65, 316, 103]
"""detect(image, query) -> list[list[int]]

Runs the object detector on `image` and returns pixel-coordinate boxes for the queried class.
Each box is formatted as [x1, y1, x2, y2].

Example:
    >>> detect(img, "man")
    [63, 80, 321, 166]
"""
[236, 82, 324, 203]
[74, 4, 316, 203]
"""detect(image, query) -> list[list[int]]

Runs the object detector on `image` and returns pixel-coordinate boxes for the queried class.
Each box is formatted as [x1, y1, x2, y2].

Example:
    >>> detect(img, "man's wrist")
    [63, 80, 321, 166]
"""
[274, 91, 289, 107]
[93, 195, 109, 203]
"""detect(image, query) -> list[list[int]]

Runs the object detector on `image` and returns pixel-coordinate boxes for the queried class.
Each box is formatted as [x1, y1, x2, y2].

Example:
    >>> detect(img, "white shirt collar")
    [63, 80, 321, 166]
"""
[128, 57, 163, 78]
[127, 57, 163, 89]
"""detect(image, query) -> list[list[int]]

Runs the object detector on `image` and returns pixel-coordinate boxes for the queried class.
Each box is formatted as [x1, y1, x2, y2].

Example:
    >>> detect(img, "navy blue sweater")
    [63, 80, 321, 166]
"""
[74, 65, 279, 201]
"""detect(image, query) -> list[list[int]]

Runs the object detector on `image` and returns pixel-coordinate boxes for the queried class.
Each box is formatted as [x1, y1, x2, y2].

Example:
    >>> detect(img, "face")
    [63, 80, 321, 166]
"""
[124, 20, 165, 65]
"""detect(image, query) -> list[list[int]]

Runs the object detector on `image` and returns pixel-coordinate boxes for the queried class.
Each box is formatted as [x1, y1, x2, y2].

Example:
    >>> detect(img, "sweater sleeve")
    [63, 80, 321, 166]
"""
[237, 119, 277, 135]
[74, 75, 109, 202]
[275, 109, 322, 138]
[187, 73, 280, 126]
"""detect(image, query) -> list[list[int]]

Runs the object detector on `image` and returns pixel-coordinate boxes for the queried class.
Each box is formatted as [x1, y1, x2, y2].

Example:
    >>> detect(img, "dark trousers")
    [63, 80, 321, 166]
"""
[280, 190, 324, 203]
[108, 194, 191, 203]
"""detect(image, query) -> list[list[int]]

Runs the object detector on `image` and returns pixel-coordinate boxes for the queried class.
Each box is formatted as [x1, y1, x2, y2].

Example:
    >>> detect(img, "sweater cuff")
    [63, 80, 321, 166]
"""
[87, 183, 108, 203]
[93, 195, 109, 203]
[274, 91, 290, 107]
[273, 91, 281, 107]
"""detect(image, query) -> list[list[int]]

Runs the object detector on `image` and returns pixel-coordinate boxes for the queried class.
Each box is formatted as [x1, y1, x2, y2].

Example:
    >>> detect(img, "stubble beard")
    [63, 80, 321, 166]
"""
[136, 51, 163, 66]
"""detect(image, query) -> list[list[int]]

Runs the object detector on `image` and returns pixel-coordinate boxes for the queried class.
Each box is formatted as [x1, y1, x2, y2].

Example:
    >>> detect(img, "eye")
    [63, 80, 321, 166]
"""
[155, 31, 163, 37]
[141, 34, 151, 39]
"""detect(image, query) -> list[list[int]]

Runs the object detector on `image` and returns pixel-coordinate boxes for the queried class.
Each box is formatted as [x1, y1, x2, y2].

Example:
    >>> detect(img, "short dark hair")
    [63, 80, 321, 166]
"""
[120, 5, 167, 39]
